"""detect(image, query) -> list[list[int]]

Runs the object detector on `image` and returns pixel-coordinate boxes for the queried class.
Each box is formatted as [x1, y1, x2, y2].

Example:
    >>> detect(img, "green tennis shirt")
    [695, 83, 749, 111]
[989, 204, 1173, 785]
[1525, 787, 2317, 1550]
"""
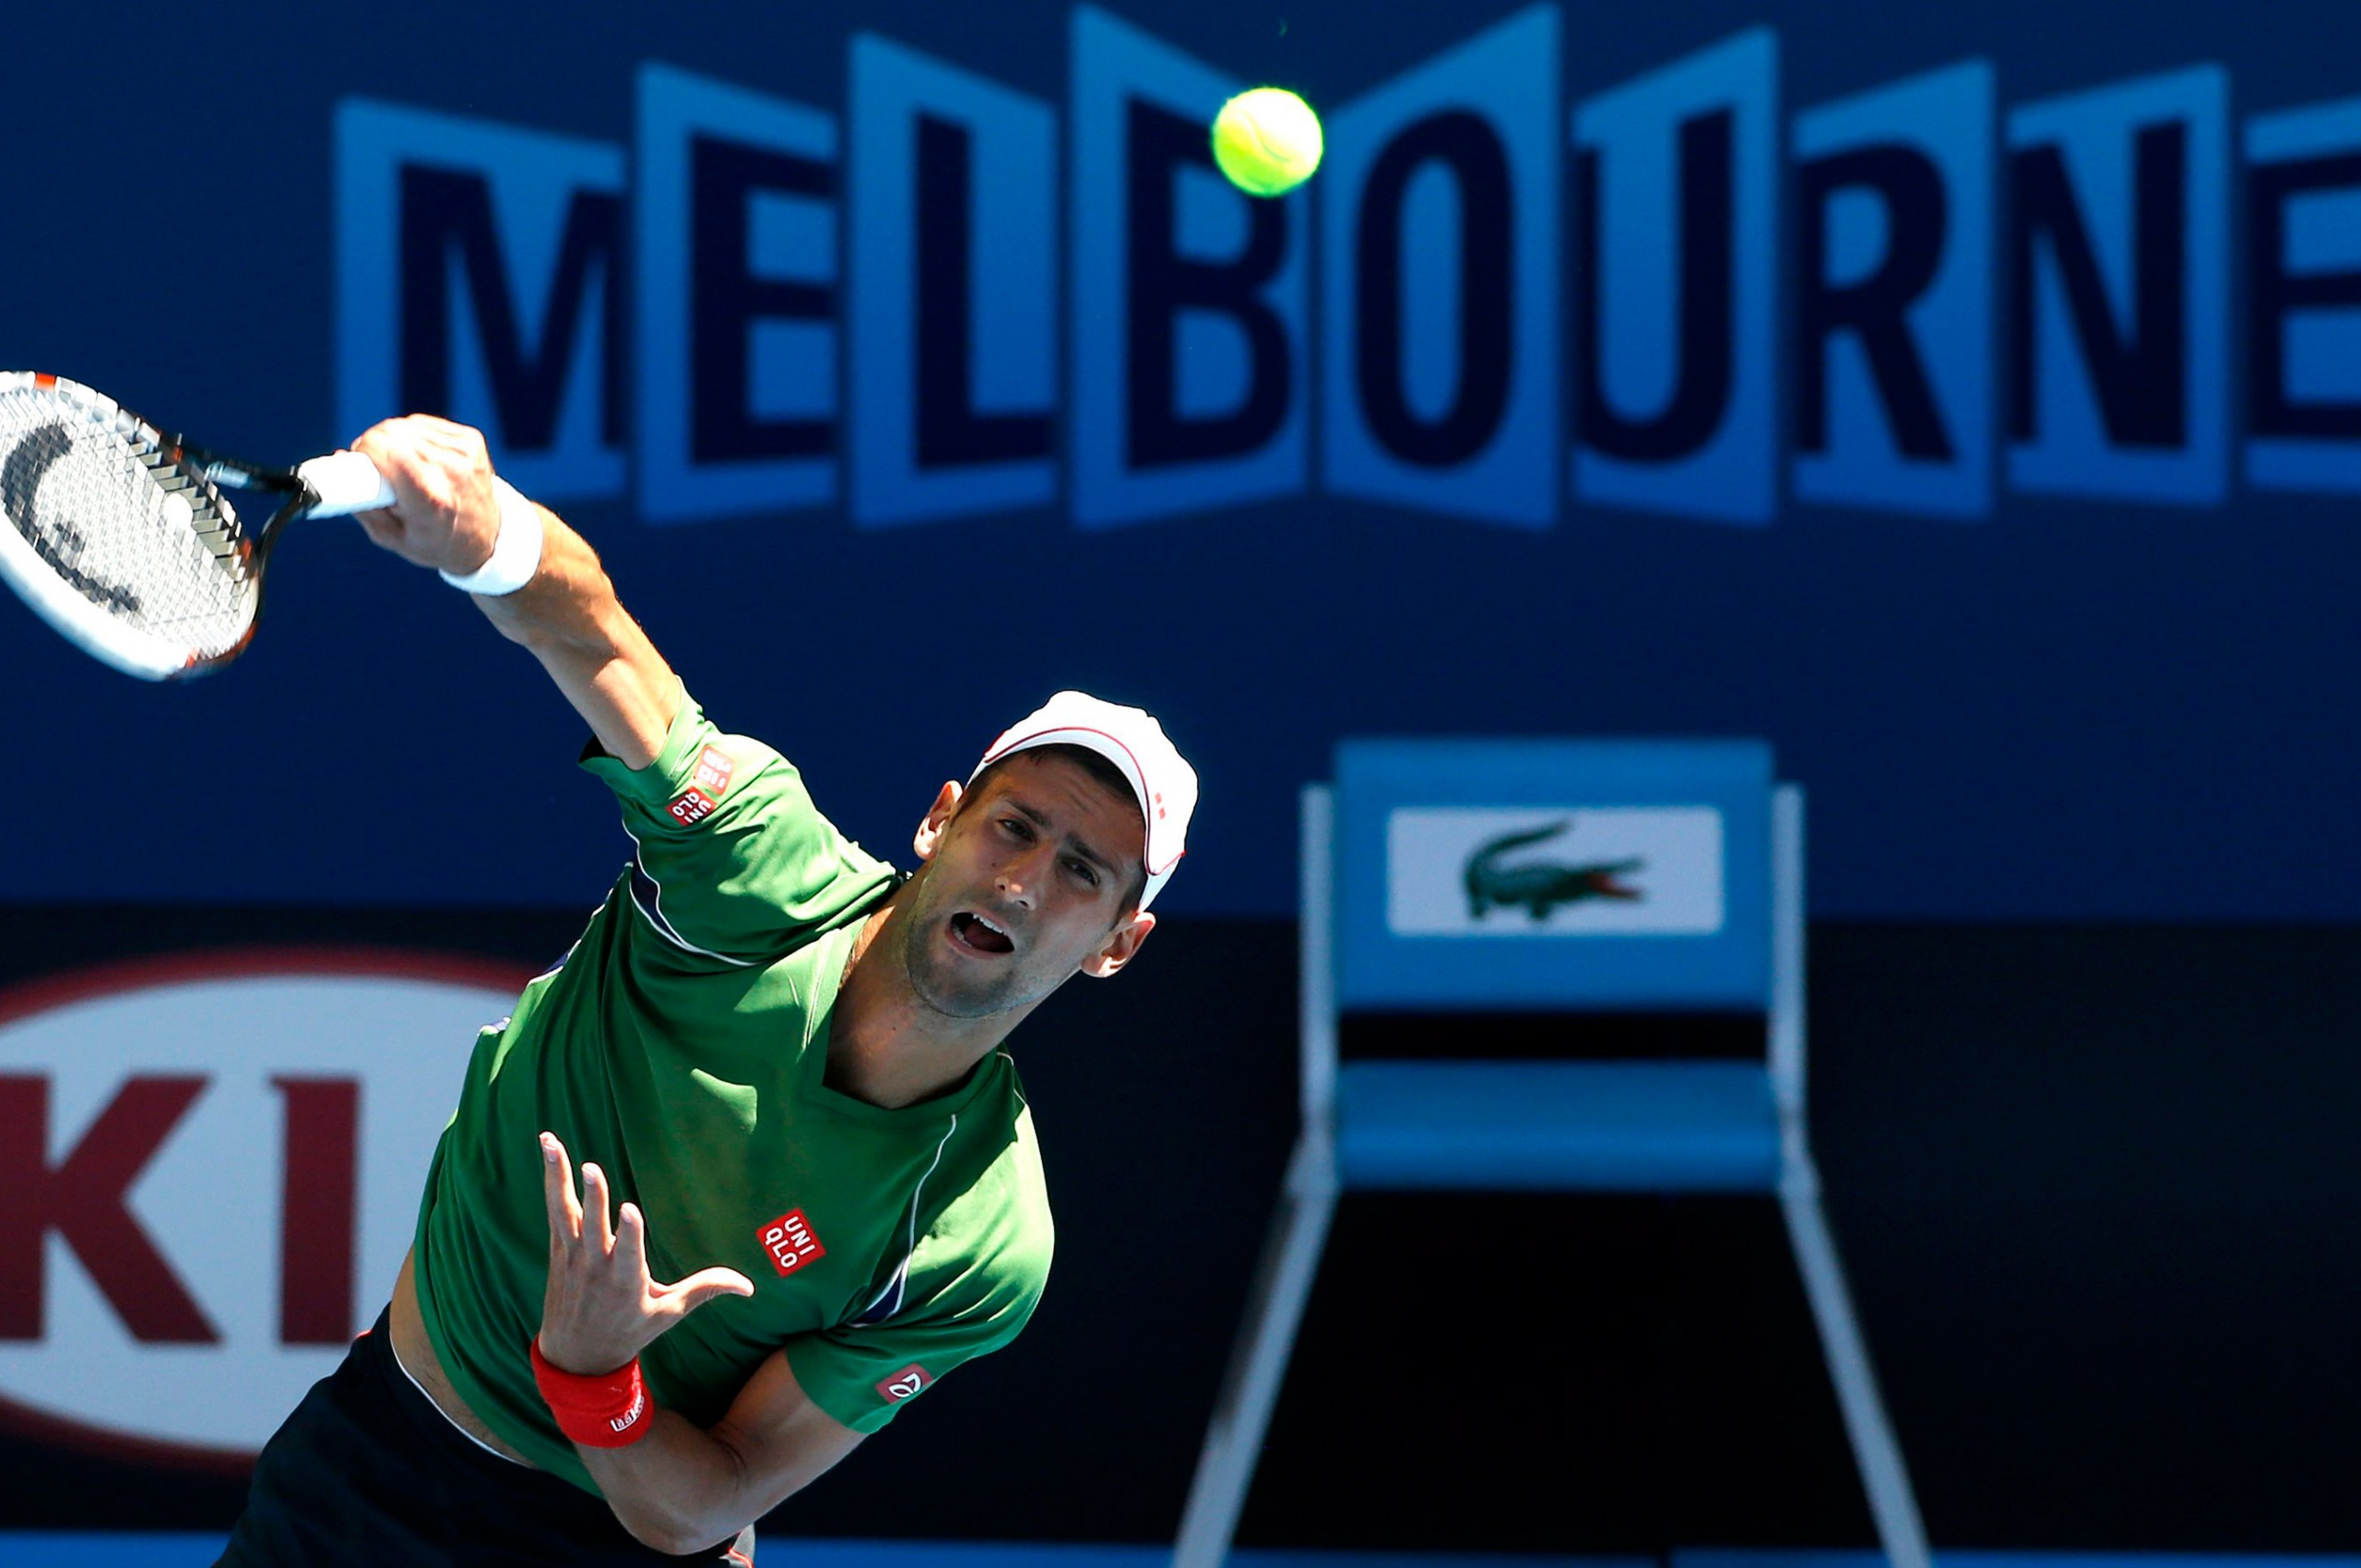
[410, 694, 1053, 1493]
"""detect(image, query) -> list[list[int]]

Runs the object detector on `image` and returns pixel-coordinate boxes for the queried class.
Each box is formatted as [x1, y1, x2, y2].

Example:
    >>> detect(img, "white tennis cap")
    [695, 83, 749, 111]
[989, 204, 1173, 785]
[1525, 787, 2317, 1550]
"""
[970, 691, 1197, 909]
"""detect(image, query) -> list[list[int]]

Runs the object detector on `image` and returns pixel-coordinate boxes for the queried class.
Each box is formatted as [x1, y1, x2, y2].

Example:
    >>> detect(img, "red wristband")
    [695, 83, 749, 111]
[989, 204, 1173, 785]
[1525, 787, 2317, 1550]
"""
[530, 1337, 652, 1448]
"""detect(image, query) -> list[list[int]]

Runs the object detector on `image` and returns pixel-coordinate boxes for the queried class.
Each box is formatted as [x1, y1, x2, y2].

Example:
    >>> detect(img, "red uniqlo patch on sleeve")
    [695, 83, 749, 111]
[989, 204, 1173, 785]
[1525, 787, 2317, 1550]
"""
[667, 786, 717, 827]
[692, 745, 736, 799]
[757, 1209, 826, 1277]
[875, 1363, 931, 1403]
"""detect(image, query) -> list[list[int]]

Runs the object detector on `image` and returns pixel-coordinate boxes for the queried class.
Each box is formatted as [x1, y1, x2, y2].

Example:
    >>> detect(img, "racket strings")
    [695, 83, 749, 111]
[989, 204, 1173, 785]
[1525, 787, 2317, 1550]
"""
[0, 384, 255, 659]
[136, 443, 243, 564]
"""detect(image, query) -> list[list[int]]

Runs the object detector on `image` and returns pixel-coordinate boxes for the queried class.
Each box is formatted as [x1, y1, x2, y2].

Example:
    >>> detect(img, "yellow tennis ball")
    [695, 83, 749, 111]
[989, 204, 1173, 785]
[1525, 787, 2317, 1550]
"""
[1211, 87, 1323, 197]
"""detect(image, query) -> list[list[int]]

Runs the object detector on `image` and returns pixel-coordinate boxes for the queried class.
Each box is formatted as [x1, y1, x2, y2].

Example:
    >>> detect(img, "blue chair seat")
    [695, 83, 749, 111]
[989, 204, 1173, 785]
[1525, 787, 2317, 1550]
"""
[1335, 1060, 1781, 1192]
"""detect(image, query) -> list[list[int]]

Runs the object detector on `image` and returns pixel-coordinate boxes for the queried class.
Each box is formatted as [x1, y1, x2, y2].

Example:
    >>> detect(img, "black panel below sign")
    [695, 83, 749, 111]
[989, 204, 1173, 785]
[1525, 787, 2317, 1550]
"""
[1341, 1011, 1767, 1063]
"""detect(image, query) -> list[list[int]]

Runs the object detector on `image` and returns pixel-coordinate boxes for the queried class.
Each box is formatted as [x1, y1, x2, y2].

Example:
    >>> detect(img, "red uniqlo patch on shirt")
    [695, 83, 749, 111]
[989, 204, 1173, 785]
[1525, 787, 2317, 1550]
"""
[692, 745, 736, 799]
[667, 786, 718, 827]
[757, 1209, 826, 1277]
[875, 1363, 931, 1403]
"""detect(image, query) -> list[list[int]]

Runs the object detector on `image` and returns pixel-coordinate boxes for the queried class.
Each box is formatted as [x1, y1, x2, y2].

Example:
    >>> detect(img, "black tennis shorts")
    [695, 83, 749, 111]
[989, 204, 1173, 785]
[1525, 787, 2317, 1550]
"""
[217, 1309, 753, 1566]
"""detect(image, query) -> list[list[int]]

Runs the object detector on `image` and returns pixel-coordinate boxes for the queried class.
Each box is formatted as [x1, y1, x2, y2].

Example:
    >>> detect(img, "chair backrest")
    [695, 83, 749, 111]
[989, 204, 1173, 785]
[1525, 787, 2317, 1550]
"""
[1304, 739, 1803, 1142]
[1335, 738, 1775, 1009]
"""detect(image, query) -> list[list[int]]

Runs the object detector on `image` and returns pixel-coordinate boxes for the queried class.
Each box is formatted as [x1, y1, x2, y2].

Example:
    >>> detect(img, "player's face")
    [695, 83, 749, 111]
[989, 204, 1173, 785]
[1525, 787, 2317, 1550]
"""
[897, 753, 1155, 1020]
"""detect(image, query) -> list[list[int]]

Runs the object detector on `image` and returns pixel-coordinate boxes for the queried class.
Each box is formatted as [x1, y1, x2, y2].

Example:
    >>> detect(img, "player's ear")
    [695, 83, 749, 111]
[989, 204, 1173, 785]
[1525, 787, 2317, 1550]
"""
[912, 781, 964, 862]
[1081, 911, 1155, 980]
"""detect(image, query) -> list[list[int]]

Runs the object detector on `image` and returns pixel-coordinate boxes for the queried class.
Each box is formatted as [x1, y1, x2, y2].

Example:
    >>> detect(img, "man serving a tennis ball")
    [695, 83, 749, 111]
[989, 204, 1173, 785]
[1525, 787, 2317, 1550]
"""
[216, 414, 1196, 1567]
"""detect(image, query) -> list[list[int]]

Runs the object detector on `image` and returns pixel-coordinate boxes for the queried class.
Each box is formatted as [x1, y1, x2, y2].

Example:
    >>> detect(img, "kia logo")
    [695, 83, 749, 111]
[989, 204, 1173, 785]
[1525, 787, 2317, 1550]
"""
[0, 950, 528, 1465]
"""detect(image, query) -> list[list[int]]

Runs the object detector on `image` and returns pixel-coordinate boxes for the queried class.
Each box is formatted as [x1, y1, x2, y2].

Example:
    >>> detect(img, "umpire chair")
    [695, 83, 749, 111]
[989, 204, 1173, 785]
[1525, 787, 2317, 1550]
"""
[1173, 740, 1929, 1568]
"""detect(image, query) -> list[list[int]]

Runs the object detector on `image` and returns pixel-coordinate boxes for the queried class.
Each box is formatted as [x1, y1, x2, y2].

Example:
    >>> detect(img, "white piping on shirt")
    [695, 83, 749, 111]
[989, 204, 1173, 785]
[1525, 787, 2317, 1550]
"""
[620, 822, 756, 968]
[860, 1112, 959, 1324]
[389, 1332, 529, 1466]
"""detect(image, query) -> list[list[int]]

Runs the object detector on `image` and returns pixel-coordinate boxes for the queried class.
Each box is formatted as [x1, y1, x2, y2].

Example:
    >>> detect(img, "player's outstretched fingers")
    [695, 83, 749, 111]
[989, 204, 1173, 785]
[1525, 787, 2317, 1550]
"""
[611, 1200, 752, 1320]
[612, 1200, 651, 1282]
[581, 1161, 616, 1260]
[667, 1265, 757, 1319]
[540, 1132, 584, 1253]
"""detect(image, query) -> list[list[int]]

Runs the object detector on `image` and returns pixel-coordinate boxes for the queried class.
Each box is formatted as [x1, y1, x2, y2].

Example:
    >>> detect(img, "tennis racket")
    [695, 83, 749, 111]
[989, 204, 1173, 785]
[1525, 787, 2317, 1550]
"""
[0, 372, 396, 681]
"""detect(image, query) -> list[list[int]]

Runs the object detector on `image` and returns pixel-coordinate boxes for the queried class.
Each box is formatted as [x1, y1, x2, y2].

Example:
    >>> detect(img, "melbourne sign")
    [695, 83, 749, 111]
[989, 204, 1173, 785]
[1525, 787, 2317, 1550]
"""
[334, 6, 2361, 532]
[0, 953, 523, 1463]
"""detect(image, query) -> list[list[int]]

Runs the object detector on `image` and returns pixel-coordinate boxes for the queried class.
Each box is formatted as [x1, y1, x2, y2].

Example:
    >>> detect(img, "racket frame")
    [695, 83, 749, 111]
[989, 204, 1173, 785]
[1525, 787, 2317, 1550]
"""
[0, 373, 367, 680]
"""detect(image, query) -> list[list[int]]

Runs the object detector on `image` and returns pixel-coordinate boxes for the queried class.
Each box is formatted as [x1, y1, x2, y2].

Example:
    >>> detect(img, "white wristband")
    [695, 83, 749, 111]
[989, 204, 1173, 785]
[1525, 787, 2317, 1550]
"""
[439, 479, 545, 597]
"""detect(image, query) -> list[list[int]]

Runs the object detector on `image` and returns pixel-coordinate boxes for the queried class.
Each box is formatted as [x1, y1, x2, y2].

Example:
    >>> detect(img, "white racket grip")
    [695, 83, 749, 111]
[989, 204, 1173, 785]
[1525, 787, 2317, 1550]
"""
[297, 451, 398, 517]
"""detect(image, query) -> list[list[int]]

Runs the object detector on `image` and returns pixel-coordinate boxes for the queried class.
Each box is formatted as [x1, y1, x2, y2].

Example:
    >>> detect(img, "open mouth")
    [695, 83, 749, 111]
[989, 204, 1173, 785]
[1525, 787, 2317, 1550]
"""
[949, 911, 1015, 956]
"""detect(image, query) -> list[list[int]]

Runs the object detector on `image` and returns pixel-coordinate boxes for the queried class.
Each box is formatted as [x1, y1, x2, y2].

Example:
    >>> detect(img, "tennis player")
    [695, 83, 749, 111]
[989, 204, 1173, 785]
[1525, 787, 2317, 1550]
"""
[217, 415, 1197, 1566]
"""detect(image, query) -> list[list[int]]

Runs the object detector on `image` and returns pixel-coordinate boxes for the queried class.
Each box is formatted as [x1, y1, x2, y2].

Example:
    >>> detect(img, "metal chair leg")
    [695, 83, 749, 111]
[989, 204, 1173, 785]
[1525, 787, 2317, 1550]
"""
[1779, 1138, 1931, 1568]
[1174, 1134, 1339, 1568]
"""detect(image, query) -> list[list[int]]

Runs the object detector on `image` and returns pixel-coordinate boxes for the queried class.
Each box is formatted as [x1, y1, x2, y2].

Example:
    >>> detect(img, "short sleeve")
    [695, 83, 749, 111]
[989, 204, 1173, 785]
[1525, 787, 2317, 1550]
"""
[781, 1161, 1052, 1434]
[579, 692, 899, 968]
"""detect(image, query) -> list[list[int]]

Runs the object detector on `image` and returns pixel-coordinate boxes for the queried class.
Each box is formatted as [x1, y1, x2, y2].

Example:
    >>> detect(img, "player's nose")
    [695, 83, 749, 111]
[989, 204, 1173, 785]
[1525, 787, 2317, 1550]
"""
[995, 845, 1053, 908]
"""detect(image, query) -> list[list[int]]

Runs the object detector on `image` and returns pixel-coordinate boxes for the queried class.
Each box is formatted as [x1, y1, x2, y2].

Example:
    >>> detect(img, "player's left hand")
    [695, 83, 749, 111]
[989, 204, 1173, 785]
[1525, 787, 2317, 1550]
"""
[536, 1130, 756, 1376]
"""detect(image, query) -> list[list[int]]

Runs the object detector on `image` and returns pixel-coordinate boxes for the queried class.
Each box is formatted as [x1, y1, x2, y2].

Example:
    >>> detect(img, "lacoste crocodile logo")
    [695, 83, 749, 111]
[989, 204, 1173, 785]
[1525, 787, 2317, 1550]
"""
[1463, 821, 1643, 921]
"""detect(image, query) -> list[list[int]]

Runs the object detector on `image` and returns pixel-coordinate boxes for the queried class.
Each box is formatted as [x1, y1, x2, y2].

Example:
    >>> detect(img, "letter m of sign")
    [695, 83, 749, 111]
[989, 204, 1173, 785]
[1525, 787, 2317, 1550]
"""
[335, 101, 626, 502]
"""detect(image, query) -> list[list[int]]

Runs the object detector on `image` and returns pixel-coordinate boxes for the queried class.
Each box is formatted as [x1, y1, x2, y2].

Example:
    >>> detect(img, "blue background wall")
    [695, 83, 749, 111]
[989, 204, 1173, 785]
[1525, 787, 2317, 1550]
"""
[6, 0, 2361, 921]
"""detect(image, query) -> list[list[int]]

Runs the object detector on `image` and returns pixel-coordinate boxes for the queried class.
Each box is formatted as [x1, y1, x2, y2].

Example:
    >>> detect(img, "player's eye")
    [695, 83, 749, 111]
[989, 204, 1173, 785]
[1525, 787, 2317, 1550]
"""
[1066, 858, 1099, 887]
[1000, 816, 1032, 840]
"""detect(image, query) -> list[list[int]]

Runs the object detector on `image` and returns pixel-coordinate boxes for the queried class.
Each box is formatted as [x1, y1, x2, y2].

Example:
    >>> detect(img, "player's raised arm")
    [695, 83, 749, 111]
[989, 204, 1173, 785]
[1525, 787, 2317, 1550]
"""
[349, 414, 678, 768]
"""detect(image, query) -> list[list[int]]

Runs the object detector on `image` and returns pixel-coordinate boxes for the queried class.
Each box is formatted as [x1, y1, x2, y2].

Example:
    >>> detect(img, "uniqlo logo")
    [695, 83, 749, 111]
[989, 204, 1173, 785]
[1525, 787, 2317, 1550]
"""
[692, 746, 735, 799]
[875, 1363, 931, 1403]
[757, 1209, 825, 1277]
[667, 787, 717, 827]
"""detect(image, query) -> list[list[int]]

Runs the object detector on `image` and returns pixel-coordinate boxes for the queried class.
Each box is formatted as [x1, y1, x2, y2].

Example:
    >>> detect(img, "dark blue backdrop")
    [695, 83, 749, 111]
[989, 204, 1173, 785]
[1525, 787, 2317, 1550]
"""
[6, 0, 2360, 921]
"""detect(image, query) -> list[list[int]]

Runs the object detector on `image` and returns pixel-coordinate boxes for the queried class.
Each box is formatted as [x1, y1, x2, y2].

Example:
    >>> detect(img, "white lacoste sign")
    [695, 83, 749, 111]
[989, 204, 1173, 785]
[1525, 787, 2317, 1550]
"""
[0, 953, 522, 1463]
[1385, 806, 1726, 937]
